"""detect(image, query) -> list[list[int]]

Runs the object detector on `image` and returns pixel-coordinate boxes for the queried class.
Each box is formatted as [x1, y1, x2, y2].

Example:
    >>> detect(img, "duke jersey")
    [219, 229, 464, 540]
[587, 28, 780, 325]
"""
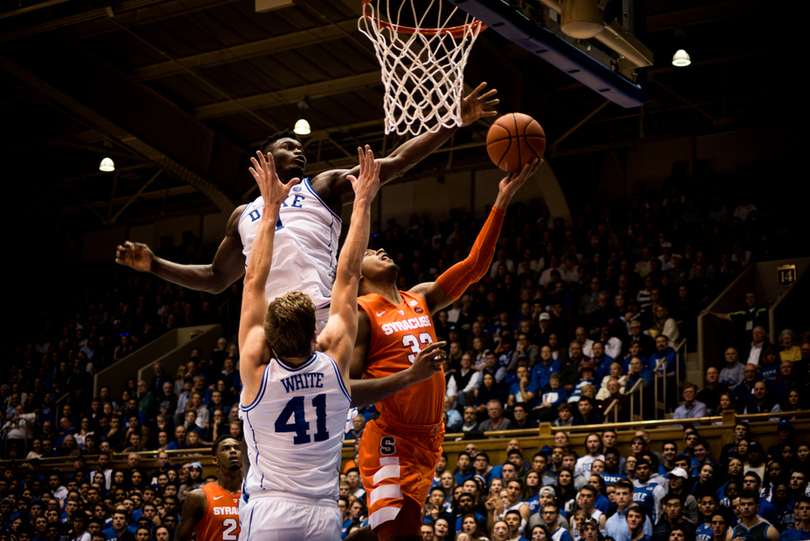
[238, 178, 341, 311]
[240, 351, 351, 500]
[633, 481, 664, 522]
[696, 522, 713, 541]
[357, 291, 444, 426]
[196, 482, 241, 541]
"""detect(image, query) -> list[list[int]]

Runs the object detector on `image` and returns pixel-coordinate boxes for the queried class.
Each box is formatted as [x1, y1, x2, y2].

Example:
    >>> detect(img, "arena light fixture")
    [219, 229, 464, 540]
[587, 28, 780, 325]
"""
[672, 49, 691, 67]
[293, 99, 311, 136]
[99, 157, 115, 172]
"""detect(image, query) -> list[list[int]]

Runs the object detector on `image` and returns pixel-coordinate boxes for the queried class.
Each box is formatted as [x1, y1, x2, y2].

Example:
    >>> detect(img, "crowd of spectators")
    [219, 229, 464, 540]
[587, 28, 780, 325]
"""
[2, 167, 808, 540]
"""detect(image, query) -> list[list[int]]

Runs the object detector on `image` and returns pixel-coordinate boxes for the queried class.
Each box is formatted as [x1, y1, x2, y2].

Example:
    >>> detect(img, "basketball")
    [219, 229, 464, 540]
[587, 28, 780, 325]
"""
[486, 113, 546, 174]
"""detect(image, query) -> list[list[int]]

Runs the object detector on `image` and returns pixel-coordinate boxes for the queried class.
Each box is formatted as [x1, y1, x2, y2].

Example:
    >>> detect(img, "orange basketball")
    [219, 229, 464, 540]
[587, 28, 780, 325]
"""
[486, 113, 546, 174]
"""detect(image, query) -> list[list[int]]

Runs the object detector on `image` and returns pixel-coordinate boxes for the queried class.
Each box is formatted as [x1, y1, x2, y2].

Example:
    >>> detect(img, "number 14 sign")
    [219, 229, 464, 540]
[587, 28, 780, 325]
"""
[777, 264, 797, 287]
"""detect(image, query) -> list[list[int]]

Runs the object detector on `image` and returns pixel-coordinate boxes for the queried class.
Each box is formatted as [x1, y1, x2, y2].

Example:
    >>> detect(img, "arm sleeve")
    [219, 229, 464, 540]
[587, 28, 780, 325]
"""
[436, 207, 505, 300]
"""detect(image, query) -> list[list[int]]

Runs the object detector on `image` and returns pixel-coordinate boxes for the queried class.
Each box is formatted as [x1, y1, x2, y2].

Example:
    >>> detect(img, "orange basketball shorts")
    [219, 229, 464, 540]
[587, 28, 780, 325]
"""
[357, 415, 444, 532]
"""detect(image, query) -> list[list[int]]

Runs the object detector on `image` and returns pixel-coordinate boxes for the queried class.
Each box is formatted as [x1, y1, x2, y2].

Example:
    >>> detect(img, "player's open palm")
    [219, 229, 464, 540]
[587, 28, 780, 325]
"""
[348, 145, 381, 204]
[460, 82, 499, 126]
[116, 241, 154, 272]
[249, 150, 298, 211]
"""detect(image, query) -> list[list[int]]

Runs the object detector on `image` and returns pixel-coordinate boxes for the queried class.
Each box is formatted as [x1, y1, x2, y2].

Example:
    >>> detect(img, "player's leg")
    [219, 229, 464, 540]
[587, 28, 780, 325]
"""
[345, 525, 378, 541]
[372, 497, 422, 541]
[358, 420, 441, 541]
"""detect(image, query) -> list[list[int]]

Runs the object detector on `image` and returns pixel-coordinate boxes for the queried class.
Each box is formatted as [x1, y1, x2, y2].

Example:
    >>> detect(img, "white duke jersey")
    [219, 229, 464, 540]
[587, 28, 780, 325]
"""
[238, 178, 341, 311]
[240, 351, 351, 500]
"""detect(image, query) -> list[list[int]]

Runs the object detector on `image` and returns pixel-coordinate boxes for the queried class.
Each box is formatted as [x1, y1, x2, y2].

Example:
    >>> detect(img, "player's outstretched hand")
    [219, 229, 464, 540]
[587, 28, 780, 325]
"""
[409, 341, 446, 384]
[460, 82, 499, 127]
[116, 241, 154, 272]
[347, 145, 381, 205]
[249, 151, 299, 212]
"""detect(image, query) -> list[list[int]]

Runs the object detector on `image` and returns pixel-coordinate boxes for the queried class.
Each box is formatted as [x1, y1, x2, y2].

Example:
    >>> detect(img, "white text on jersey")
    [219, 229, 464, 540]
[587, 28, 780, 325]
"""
[381, 315, 432, 336]
[280, 372, 325, 393]
[212, 506, 239, 515]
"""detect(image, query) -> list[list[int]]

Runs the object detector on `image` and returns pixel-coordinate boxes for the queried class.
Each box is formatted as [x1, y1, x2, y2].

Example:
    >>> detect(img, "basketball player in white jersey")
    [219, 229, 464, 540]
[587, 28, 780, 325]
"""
[115, 83, 498, 332]
[237, 146, 443, 540]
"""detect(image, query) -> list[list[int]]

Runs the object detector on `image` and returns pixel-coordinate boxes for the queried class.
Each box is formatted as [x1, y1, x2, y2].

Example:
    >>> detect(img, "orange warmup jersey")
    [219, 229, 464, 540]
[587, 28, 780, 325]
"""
[357, 290, 445, 426]
[195, 482, 241, 541]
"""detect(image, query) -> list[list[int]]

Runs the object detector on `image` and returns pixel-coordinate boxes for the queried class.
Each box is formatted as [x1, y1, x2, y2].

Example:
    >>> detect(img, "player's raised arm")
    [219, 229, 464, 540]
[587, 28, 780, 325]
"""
[238, 151, 298, 400]
[318, 147, 380, 375]
[411, 159, 541, 314]
[115, 207, 246, 294]
[317, 83, 498, 204]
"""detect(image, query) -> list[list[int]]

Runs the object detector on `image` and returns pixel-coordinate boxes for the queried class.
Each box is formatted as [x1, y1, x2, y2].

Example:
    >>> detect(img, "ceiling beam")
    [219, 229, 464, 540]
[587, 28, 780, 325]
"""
[646, 0, 756, 33]
[133, 19, 359, 81]
[0, 0, 164, 43]
[0, 0, 241, 43]
[194, 71, 381, 119]
[0, 53, 238, 213]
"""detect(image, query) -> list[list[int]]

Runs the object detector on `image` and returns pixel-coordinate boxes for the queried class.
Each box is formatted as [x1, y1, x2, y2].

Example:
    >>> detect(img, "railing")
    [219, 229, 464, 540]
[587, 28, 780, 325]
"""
[472, 408, 810, 439]
[626, 376, 646, 422]
[603, 395, 620, 424]
[652, 338, 686, 419]
[4, 410, 808, 471]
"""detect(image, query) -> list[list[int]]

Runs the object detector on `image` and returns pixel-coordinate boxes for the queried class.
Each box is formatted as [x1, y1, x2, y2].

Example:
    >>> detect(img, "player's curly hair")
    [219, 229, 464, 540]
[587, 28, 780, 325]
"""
[264, 291, 316, 359]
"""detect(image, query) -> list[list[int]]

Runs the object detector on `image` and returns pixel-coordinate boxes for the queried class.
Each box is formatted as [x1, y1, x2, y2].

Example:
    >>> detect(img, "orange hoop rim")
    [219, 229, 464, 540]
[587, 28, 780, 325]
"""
[361, 0, 487, 38]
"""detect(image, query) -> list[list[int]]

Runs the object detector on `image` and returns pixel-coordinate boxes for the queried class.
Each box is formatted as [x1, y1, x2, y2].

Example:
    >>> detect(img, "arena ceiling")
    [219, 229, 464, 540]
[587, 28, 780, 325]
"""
[0, 0, 791, 232]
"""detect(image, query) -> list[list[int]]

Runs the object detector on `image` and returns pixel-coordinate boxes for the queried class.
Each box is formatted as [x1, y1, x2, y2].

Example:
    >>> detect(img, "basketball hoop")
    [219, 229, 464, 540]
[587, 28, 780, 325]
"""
[359, 0, 485, 136]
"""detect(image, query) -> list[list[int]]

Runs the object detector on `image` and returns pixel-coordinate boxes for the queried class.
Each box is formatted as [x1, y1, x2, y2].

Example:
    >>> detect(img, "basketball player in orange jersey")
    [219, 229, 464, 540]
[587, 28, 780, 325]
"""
[175, 434, 242, 541]
[347, 158, 541, 541]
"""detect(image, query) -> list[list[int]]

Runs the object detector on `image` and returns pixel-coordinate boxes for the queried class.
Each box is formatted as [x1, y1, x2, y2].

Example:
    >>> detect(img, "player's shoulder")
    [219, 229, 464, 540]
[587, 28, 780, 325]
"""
[187, 485, 210, 508]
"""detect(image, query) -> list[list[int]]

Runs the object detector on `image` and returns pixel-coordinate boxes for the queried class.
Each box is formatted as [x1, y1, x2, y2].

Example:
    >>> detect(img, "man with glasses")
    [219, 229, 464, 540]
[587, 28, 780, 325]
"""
[541, 504, 572, 541]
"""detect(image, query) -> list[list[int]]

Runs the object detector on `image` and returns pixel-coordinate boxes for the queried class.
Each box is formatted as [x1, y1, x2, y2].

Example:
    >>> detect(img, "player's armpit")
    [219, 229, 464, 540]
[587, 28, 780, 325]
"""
[349, 309, 372, 381]
[238, 328, 271, 407]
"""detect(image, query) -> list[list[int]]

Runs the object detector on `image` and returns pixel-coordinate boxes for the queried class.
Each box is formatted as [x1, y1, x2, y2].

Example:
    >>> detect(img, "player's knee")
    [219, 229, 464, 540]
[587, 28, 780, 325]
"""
[345, 525, 378, 541]
[374, 498, 422, 541]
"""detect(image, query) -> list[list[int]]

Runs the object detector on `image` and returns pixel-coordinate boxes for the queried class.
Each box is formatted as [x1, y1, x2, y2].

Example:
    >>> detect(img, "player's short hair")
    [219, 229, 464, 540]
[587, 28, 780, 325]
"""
[265, 291, 316, 359]
[260, 130, 300, 154]
[212, 434, 238, 457]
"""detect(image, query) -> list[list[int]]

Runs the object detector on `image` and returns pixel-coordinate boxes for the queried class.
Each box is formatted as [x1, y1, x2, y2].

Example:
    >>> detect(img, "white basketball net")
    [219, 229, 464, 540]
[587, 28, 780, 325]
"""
[359, 0, 484, 136]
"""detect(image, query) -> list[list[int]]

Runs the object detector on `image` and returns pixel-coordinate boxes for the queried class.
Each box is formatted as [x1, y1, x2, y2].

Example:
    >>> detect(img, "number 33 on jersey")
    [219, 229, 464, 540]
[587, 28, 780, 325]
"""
[357, 291, 446, 426]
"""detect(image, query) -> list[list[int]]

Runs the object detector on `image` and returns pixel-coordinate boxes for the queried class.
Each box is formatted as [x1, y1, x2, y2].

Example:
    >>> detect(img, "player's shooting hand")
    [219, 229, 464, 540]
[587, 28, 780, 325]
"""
[347, 145, 381, 205]
[493, 159, 541, 210]
[409, 341, 447, 384]
[249, 151, 299, 213]
[460, 82, 499, 126]
[500, 158, 541, 196]
[115, 241, 155, 272]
